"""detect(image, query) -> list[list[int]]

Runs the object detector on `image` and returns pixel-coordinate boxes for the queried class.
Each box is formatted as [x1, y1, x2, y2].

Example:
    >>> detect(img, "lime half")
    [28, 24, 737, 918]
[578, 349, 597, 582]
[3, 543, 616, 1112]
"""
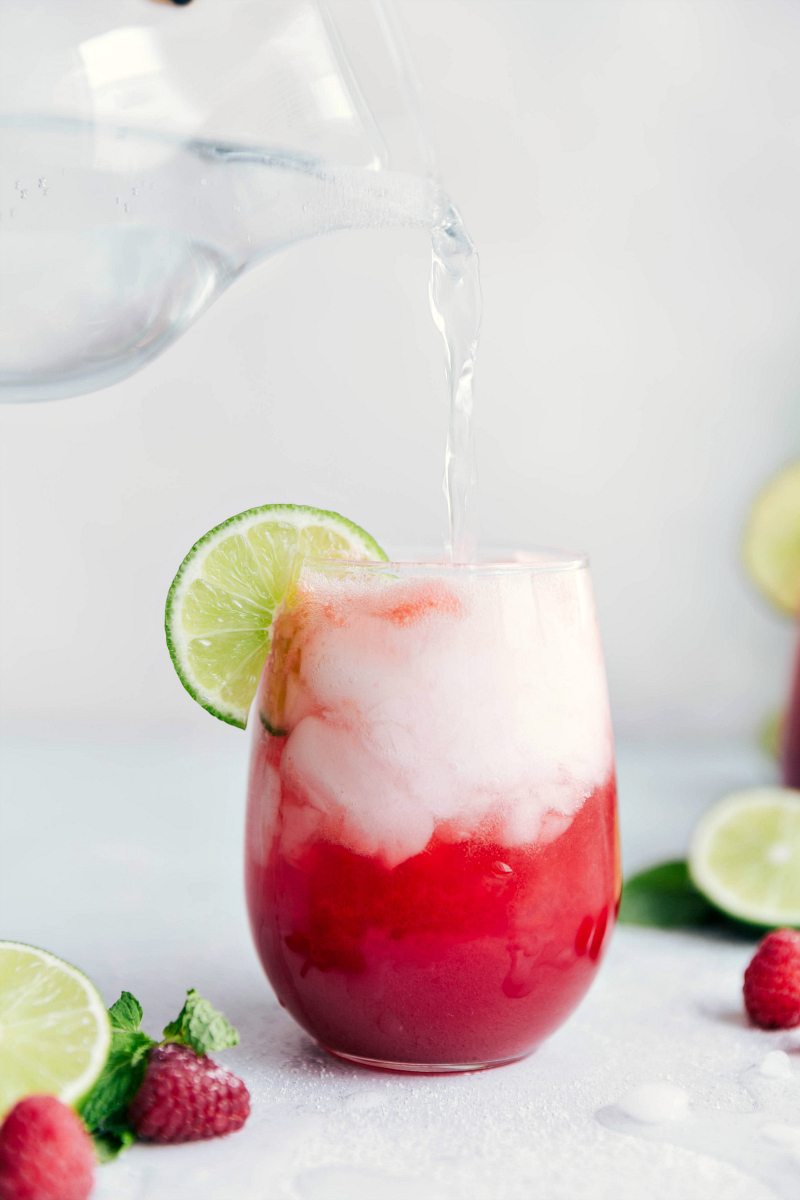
[743, 461, 800, 615]
[688, 789, 800, 927]
[165, 504, 385, 728]
[0, 942, 111, 1119]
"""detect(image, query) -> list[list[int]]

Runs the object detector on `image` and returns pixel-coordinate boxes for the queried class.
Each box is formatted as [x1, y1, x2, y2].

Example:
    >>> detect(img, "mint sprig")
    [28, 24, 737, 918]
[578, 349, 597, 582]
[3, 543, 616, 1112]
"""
[80, 987, 240, 1160]
[108, 991, 144, 1032]
[92, 1128, 137, 1163]
[79, 992, 154, 1158]
[163, 988, 240, 1056]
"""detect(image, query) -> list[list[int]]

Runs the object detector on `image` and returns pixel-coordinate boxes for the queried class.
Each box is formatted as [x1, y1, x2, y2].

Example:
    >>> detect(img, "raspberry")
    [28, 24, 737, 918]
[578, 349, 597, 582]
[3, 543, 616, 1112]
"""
[128, 1044, 250, 1143]
[0, 1096, 95, 1200]
[743, 928, 800, 1030]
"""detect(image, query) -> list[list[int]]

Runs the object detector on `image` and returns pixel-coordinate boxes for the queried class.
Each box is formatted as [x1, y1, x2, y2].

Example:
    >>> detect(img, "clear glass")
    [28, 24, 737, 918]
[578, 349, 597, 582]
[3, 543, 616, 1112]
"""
[0, 0, 437, 402]
[245, 550, 620, 1072]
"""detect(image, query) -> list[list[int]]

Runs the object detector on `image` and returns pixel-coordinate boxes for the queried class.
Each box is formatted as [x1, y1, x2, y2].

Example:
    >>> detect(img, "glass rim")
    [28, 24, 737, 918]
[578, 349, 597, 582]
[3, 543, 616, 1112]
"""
[304, 545, 590, 576]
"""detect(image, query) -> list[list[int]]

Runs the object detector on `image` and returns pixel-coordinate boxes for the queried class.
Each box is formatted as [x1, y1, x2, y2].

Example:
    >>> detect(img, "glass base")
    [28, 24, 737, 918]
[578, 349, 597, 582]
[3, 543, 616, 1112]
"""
[323, 1045, 532, 1074]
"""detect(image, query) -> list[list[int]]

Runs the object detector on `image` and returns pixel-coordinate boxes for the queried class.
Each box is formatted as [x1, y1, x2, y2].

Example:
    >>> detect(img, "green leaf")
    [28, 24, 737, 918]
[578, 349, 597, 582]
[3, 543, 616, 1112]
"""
[79, 1028, 154, 1134]
[163, 988, 240, 1056]
[79, 993, 152, 1158]
[92, 1128, 136, 1163]
[108, 992, 144, 1032]
[618, 860, 722, 929]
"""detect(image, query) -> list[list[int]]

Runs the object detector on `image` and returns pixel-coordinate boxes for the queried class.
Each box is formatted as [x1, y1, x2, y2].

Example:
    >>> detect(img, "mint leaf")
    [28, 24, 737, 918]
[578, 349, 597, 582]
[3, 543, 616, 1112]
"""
[92, 1128, 136, 1163]
[618, 860, 722, 929]
[108, 991, 144, 1032]
[80, 993, 153, 1156]
[79, 1028, 154, 1134]
[163, 988, 240, 1056]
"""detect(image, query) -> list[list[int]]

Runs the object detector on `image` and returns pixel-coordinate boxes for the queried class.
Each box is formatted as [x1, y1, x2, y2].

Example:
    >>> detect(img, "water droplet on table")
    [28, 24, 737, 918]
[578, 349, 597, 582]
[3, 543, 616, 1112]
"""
[760, 1051, 793, 1080]
[614, 1081, 690, 1124]
[598, 1077, 800, 1199]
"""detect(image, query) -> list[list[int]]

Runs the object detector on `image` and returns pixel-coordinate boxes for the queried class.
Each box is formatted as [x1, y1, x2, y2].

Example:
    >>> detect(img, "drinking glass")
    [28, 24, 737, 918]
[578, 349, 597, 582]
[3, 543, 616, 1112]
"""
[245, 550, 619, 1071]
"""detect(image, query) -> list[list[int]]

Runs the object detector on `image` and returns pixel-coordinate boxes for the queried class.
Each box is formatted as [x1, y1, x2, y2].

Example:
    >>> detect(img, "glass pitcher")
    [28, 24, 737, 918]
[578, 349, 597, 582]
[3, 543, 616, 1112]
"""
[0, 0, 441, 402]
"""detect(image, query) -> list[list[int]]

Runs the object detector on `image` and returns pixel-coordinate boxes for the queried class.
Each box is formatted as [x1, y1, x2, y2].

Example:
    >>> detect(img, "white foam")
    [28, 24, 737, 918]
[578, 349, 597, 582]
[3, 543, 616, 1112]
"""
[274, 568, 613, 865]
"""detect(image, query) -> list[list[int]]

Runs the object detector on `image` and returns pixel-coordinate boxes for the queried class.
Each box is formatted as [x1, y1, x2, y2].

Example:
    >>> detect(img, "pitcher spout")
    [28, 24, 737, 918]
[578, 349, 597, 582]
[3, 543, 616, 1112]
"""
[197, 141, 442, 271]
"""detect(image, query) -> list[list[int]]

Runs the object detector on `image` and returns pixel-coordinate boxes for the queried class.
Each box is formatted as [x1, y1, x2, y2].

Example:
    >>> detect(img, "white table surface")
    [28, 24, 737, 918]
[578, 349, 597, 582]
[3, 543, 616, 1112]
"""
[2, 724, 798, 1200]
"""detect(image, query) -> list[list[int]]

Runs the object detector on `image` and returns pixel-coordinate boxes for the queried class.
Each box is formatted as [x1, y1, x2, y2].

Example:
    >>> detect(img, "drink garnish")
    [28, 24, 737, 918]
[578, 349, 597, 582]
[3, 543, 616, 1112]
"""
[743, 928, 800, 1029]
[688, 787, 800, 927]
[0, 943, 111, 1121]
[165, 504, 385, 728]
[743, 460, 800, 614]
[0, 1096, 96, 1200]
[80, 988, 246, 1159]
[620, 787, 800, 930]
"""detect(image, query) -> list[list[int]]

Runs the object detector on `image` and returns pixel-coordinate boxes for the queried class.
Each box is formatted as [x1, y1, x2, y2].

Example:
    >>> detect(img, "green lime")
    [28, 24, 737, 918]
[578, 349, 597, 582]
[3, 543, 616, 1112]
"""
[0, 942, 111, 1119]
[688, 788, 800, 927]
[742, 461, 800, 615]
[165, 504, 385, 728]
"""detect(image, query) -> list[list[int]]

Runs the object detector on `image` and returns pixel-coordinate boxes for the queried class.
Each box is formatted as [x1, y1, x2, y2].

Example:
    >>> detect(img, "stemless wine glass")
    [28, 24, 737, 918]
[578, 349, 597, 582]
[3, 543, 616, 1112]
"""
[245, 550, 620, 1072]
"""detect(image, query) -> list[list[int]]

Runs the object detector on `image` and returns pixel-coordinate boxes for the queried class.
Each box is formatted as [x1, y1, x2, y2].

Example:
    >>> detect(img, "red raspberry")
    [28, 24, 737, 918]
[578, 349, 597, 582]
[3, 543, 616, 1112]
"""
[0, 1096, 95, 1200]
[128, 1044, 250, 1143]
[743, 928, 800, 1029]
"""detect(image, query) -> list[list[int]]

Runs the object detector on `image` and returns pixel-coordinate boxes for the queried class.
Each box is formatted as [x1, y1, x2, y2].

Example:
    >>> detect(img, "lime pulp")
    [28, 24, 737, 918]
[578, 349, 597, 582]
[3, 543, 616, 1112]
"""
[688, 788, 800, 927]
[0, 942, 111, 1119]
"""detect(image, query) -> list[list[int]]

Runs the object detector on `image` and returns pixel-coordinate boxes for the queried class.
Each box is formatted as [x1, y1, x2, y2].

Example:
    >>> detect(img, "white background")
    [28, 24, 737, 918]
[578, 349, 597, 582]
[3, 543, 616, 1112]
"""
[1, 0, 799, 738]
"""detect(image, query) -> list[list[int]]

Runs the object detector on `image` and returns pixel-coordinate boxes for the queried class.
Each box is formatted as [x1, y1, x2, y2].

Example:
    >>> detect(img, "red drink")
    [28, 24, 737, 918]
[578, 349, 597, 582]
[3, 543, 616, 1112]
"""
[245, 554, 619, 1070]
[247, 758, 618, 1066]
[781, 626, 800, 788]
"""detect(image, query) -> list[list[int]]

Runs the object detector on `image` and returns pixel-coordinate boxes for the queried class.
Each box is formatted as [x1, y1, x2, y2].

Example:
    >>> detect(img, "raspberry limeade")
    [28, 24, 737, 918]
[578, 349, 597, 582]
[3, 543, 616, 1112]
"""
[245, 553, 619, 1070]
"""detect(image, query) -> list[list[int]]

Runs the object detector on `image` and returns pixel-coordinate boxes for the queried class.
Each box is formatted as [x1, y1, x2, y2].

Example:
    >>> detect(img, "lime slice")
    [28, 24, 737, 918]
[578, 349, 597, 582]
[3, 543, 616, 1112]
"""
[165, 504, 385, 728]
[0, 942, 111, 1119]
[743, 461, 800, 615]
[688, 789, 800, 927]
